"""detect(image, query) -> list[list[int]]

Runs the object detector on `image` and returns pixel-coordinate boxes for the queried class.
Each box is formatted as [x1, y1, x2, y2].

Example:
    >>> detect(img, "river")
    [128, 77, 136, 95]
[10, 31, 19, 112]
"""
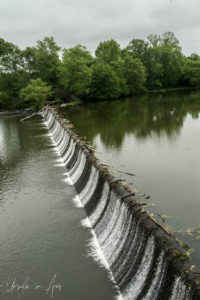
[0, 114, 116, 299]
[60, 90, 200, 268]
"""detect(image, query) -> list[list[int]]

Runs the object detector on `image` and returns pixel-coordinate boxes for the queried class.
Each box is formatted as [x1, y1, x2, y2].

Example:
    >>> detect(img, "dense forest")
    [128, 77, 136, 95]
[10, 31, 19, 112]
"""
[0, 32, 200, 110]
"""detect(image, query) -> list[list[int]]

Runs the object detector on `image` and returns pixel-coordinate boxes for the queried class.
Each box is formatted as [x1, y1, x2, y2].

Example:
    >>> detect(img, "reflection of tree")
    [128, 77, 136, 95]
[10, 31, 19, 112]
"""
[0, 115, 43, 171]
[61, 90, 200, 149]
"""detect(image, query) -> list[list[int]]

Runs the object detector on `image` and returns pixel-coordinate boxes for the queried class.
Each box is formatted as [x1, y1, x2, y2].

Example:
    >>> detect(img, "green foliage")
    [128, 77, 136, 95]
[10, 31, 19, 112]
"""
[0, 33, 200, 109]
[33, 37, 61, 86]
[19, 78, 52, 110]
[184, 56, 200, 87]
[36, 37, 60, 84]
[0, 38, 23, 72]
[89, 63, 122, 100]
[59, 45, 93, 98]
[95, 40, 121, 65]
[94, 39, 128, 98]
[21, 37, 61, 87]
[0, 71, 31, 109]
[21, 46, 37, 73]
[123, 55, 146, 93]
[124, 39, 149, 60]
[124, 32, 184, 89]
[158, 32, 183, 87]
[0, 39, 31, 108]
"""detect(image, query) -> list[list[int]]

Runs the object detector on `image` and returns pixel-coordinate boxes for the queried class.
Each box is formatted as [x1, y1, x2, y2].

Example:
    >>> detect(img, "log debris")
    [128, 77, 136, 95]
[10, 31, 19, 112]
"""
[20, 101, 57, 122]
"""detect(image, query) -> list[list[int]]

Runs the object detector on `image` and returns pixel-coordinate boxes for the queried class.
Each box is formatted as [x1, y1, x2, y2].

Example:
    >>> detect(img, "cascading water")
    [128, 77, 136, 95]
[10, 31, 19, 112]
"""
[42, 109, 200, 300]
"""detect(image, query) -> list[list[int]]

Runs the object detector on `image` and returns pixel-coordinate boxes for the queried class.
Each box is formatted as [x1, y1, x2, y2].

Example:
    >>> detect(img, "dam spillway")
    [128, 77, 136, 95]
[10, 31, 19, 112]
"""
[43, 108, 200, 300]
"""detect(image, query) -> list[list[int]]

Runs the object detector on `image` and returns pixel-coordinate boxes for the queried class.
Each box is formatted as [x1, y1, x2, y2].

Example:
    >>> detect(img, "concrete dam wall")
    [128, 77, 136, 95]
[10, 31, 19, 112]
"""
[42, 108, 200, 300]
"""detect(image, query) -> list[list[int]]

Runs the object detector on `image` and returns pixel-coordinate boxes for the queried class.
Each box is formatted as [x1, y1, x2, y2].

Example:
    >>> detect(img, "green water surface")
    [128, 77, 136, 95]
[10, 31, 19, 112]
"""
[60, 90, 200, 267]
[0, 114, 116, 300]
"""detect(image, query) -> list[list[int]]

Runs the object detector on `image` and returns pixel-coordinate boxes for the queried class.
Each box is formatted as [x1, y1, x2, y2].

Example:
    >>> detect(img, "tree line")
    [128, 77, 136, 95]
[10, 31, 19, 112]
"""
[0, 32, 200, 110]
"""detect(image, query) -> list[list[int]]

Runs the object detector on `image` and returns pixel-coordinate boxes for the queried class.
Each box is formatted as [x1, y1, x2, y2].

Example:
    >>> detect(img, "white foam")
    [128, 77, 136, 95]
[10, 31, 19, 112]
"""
[43, 110, 123, 300]
[95, 192, 119, 244]
[72, 195, 83, 208]
[81, 217, 92, 228]
[123, 236, 155, 300]
[141, 250, 166, 300]
[58, 132, 68, 153]
[62, 178, 72, 184]
[53, 163, 66, 167]
[52, 148, 60, 154]
[70, 152, 86, 184]
[64, 141, 76, 165]
[62, 139, 73, 162]
[108, 214, 132, 266]
[89, 182, 110, 227]
[78, 166, 99, 206]
[114, 224, 142, 279]
[81, 213, 123, 300]
[102, 204, 128, 264]
[98, 197, 121, 246]
[55, 158, 64, 163]
[68, 149, 82, 177]
[169, 277, 187, 300]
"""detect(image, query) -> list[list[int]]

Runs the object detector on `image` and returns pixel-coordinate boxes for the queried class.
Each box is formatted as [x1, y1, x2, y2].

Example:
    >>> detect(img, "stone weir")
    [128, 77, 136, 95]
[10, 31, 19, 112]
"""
[42, 108, 200, 300]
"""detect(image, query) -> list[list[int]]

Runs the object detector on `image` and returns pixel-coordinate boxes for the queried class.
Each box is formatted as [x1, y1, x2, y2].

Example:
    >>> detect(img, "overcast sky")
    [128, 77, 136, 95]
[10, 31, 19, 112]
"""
[0, 0, 200, 55]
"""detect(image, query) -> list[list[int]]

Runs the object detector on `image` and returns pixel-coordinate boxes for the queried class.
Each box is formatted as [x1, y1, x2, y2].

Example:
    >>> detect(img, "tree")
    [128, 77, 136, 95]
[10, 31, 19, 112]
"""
[95, 40, 128, 95]
[0, 38, 30, 108]
[123, 55, 146, 93]
[143, 47, 163, 89]
[188, 53, 199, 61]
[184, 56, 200, 87]
[124, 32, 184, 89]
[0, 38, 24, 72]
[0, 33, 198, 108]
[89, 63, 122, 100]
[146, 32, 183, 88]
[158, 32, 183, 87]
[29, 37, 61, 86]
[19, 78, 52, 110]
[161, 32, 181, 50]
[21, 46, 37, 74]
[95, 40, 121, 66]
[0, 71, 31, 108]
[59, 45, 93, 99]
[124, 37, 163, 89]
[124, 39, 149, 61]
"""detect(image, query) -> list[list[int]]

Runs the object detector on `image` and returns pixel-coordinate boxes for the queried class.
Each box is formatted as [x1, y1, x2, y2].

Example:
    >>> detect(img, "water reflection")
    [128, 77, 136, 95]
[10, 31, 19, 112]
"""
[60, 90, 200, 148]
[0, 117, 20, 163]
[0, 115, 115, 300]
[0, 115, 47, 207]
[61, 90, 200, 267]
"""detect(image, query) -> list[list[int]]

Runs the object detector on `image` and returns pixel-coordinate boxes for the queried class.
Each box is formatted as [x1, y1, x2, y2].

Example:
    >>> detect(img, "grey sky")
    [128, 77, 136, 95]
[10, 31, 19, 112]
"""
[0, 0, 200, 55]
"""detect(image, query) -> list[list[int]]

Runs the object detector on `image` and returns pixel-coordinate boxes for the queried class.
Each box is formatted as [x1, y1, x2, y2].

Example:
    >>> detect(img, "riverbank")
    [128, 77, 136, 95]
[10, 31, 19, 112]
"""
[147, 86, 197, 94]
[1, 87, 199, 113]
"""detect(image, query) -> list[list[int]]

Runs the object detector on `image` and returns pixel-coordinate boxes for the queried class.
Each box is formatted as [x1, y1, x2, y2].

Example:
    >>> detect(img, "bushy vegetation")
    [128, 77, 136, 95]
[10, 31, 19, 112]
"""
[19, 78, 52, 110]
[0, 32, 200, 110]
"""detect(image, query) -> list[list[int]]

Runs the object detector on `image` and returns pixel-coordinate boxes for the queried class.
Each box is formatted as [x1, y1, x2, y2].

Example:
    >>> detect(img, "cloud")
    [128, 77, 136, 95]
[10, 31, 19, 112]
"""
[0, 0, 200, 54]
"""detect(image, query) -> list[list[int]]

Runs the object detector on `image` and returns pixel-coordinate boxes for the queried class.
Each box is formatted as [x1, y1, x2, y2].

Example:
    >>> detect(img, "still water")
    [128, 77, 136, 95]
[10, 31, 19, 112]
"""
[60, 90, 200, 268]
[0, 115, 116, 300]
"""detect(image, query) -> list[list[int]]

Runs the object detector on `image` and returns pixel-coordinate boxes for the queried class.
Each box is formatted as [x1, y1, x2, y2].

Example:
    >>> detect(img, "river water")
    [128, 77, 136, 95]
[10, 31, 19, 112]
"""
[60, 90, 200, 268]
[0, 114, 116, 300]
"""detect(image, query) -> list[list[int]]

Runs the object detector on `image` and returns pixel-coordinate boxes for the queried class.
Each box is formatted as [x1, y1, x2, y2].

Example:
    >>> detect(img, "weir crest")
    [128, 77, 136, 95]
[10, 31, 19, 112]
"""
[42, 108, 200, 300]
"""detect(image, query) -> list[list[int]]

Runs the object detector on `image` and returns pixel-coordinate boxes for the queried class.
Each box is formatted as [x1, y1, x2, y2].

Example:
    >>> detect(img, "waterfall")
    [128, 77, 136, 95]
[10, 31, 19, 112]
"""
[42, 109, 199, 300]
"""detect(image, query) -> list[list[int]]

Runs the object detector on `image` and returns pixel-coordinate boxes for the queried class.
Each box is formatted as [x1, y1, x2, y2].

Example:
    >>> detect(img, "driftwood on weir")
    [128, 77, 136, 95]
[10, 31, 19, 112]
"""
[20, 102, 57, 122]
[20, 111, 39, 122]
